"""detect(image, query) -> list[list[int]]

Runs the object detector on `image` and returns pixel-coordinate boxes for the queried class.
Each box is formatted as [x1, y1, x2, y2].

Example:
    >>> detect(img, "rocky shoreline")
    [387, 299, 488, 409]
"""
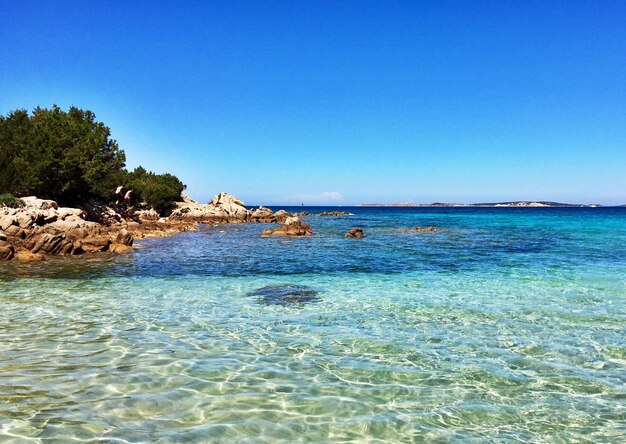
[0, 192, 301, 262]
[2, 192, 445, 262]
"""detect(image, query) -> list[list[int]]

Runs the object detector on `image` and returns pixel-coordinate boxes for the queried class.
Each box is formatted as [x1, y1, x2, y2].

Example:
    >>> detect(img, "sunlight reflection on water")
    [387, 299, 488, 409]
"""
[1, 207, 625, 442]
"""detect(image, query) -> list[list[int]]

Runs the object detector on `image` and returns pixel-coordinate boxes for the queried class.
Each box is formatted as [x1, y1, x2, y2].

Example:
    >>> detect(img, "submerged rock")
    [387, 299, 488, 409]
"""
[248, 284, 321, 305]
[404, 226, 438, 233]
[319, 211, 351, 217]
[345, 228, 365, 238]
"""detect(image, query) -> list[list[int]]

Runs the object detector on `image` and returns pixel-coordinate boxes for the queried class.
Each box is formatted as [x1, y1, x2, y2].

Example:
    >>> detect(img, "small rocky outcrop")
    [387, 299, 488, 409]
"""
[261, 218, 313, 237]
[109, 228, 134, 254]
[115, 229, 134, 247]
[271, 210, 292, 223]
[345, 228, 365, 238]
[210, 192, 249, 219]
[282, 216, 300, 225]
[170, 192, 249, 221]
[319, 211, 351, 217]
[249, 206, 276, 223]
[170, 192, 294, 224]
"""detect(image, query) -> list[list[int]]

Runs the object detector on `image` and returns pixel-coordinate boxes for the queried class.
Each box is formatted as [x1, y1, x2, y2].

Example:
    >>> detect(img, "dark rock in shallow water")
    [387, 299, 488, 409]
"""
[319, 211, 351, 216]
[402, 226, 438, 233]
[248, 284, 321, 306]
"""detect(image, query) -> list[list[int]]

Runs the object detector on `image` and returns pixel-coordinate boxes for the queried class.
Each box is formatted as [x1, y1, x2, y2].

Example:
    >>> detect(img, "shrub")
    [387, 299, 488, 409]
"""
[0, 193, 24, 208]
[125, 167, 186, 216]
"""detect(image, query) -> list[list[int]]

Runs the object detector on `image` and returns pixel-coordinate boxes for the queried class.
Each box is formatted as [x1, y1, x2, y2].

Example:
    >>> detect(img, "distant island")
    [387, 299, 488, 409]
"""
[360, 201, 622, 208]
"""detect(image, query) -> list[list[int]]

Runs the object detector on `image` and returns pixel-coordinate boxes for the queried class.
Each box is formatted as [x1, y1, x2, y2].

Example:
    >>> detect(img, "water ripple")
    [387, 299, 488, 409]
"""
[1, 207, 625, 441]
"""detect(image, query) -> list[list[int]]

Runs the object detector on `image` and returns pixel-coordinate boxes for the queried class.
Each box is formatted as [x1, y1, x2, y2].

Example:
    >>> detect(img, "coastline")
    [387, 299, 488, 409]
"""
[0, 193, 297, 262]
[5, 196, 625, 263]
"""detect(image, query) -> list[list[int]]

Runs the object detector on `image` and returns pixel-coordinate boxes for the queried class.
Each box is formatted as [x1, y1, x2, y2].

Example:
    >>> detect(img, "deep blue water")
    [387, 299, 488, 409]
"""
[1, 207, 625, 442]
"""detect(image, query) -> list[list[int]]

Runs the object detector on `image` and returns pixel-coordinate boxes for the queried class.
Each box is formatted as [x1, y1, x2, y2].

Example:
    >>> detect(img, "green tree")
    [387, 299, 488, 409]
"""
[0, 105, 185, 214]
[0, 106, 127, 205]
[0, 109, 40, 196]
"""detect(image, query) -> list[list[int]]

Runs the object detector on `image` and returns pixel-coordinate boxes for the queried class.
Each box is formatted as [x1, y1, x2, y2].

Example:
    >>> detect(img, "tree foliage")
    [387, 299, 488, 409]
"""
[126, 167, 186, 215]
[0, 106, 185, 214]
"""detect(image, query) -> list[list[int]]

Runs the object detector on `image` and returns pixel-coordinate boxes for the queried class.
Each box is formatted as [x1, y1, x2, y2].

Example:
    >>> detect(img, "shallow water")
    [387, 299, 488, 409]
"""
[1, 207, 625, 442]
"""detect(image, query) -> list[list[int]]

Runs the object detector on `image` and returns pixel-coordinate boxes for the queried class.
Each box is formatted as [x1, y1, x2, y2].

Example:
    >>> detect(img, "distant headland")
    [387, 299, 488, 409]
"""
[360, 201, 624, 208]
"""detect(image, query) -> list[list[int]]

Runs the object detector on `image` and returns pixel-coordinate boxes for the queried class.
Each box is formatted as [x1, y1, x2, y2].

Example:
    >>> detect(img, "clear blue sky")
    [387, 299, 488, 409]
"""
[1, 1, 625, 205]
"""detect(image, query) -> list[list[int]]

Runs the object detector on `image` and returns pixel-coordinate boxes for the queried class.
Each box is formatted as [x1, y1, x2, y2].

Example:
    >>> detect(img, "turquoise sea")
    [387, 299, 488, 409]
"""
[1, 207, 625, 442]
